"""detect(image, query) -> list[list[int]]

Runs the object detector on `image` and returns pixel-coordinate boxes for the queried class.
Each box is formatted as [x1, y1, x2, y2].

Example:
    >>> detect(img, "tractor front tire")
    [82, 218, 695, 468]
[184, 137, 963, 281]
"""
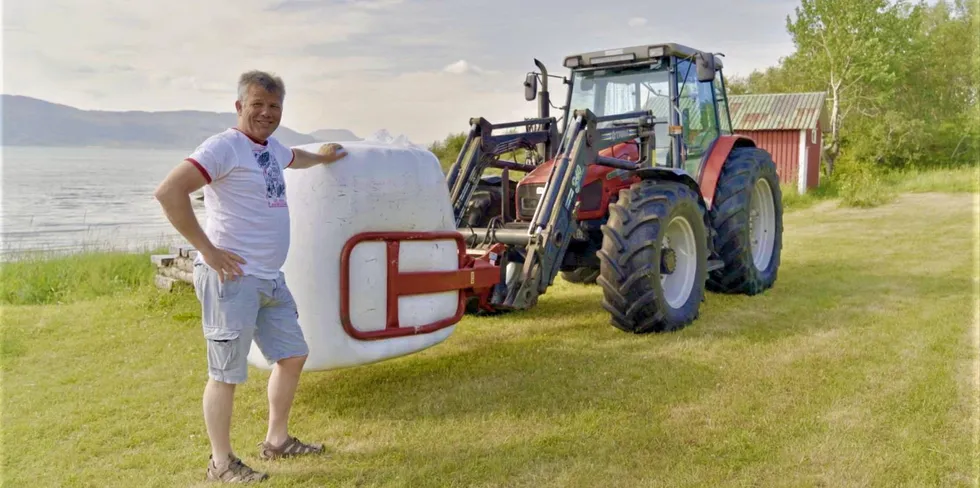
[561, 267, 599, 284]
[597, 180, 708, 334]
[707, 147, 784, 295]
[460, 184, 502, 228]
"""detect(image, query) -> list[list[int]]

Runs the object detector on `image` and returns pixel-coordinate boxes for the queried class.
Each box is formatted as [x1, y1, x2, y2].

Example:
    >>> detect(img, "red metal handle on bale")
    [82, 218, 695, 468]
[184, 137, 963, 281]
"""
[339, 231, 495, 341]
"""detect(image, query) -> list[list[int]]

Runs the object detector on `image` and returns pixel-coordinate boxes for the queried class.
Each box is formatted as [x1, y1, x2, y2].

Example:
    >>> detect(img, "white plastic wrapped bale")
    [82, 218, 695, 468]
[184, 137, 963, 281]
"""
[246, 139, 462, 372]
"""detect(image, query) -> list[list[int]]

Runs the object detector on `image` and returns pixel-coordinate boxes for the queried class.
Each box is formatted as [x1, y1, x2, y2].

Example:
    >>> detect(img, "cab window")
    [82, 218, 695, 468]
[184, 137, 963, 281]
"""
[714, 75, 733, 135]
[675, 59, 720, 176]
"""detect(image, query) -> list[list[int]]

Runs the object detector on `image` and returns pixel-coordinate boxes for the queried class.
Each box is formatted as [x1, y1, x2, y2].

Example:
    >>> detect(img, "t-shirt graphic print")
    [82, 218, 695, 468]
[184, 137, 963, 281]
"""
[254, 149, 287, 208]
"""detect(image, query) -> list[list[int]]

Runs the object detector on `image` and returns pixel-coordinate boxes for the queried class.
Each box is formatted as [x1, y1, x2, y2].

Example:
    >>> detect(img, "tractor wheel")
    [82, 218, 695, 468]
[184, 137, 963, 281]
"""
[597, 180, 708, 334]
[459, 178, 516, 228]
[561, 267, 599, 284]
[707, 147, 783, 295]
[460, 184, 501, 228]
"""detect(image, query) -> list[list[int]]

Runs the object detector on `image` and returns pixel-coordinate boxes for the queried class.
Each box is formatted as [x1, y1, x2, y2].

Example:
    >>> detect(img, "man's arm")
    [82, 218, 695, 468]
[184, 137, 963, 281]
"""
[287, 143, 348, 169]
[154, 161, 211, 251]
[153, 160, 244, 281]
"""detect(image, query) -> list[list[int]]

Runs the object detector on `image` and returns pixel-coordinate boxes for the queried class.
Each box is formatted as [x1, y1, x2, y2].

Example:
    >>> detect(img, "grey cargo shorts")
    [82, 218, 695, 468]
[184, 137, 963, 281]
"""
[193, 263, 309, 384]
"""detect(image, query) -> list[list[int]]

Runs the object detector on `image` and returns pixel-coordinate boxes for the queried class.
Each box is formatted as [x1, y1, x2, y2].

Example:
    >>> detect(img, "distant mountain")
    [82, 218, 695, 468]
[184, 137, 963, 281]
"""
[0, 95, 359, 149]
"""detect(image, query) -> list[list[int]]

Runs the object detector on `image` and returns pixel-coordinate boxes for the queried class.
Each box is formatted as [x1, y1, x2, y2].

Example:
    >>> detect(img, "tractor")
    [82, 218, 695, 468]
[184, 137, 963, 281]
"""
[443, 42, 784, 333]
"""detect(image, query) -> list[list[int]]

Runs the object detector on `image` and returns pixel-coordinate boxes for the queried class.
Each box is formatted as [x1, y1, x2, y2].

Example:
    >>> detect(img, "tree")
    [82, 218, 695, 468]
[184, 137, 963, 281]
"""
[785, 0, 918, 175]
[842, 0, 979, 169]
[428, 132, 467, 172]
[898, 0, 979, 167]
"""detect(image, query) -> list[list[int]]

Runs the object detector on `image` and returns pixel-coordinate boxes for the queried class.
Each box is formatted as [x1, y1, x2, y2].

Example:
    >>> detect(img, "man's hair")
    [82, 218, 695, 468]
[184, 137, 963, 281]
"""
[237, 70, 286, 102]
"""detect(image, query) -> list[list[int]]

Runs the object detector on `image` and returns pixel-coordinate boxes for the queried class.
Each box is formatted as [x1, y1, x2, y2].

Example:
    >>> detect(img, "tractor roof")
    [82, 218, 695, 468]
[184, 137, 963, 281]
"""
[563, 42, 724, 70]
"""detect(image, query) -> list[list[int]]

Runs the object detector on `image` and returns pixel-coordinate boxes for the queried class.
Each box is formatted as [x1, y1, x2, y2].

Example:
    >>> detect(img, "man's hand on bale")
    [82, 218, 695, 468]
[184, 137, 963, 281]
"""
[318, 143, 348, 164]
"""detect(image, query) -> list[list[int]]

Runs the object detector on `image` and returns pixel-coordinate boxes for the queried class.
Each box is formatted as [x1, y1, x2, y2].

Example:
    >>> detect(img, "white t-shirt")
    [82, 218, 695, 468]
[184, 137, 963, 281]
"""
[186, 128, 295, 279]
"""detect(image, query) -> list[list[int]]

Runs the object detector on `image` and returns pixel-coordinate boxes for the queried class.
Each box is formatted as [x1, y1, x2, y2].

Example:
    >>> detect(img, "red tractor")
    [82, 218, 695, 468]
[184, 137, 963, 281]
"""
[415, 43, 783, 334]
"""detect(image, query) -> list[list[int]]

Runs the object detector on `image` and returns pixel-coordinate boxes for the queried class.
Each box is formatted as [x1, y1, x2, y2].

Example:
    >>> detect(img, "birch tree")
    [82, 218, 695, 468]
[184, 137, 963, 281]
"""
[785, 0, 915, 175]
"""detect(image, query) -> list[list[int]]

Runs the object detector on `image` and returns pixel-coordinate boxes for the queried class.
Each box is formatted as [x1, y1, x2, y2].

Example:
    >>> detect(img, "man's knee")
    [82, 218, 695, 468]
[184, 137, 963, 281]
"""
[205, 376, 238, 393]
[276, 354, 307, 374]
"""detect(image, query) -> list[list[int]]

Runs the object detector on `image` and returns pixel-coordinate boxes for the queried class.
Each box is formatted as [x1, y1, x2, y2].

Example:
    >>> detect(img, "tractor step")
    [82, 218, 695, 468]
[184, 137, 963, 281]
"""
[707, 259, 724, 272]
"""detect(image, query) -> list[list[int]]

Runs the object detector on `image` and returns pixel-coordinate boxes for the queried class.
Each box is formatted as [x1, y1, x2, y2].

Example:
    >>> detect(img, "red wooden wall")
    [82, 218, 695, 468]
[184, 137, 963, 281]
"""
[734, 129, 800, 187]
[733, 127, 822, 190]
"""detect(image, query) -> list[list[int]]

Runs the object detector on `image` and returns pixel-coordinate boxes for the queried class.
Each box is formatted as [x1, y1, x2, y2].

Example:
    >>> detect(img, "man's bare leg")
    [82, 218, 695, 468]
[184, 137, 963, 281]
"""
[265, 355, 306, 446]
[204, 379, 236, 463]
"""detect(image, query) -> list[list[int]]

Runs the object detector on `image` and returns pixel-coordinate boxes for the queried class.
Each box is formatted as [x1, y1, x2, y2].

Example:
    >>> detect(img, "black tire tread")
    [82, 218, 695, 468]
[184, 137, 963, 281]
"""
[707, 146, 784, 295]
[597, 180, 708, 334]
[561, 267, 600, 284]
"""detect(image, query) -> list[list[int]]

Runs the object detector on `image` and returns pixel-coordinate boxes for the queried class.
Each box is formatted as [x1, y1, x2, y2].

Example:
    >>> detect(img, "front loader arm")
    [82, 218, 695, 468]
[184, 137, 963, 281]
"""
[502, 109, 656, 309]
[446, 117, 556, 227]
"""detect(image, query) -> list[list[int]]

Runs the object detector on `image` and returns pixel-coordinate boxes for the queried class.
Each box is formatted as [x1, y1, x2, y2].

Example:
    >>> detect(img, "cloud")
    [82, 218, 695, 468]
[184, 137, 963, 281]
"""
[266, 0, 404, 12]
[628, 17, 648, 27]
[2, 0, 800, 146]
[443, 60, 486, 75]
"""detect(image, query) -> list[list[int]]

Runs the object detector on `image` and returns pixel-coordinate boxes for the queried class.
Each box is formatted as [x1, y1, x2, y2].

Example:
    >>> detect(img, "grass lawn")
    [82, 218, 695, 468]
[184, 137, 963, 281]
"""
[2, 188, 978, 487]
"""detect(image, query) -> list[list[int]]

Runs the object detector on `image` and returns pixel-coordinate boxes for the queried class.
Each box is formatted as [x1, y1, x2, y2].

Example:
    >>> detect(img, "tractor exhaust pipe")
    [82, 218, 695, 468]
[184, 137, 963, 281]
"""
[535, 58, 549, 121]
[533, 58, 551, 161]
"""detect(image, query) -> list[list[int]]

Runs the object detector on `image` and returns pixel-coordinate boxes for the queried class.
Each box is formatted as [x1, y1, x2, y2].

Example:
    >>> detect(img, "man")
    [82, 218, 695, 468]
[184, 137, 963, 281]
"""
[154, 70, 348, 483]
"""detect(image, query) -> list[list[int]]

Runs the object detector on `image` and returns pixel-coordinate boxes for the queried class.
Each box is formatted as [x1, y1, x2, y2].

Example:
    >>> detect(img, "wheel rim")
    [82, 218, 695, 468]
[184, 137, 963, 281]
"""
[749, 177, 776, 271]
[661, 215, 697, 309]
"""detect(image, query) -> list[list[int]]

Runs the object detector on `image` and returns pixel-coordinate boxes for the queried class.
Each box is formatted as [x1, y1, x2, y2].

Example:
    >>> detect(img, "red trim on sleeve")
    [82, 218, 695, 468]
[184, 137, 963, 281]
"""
[186, 158, 212, 184]
[286, 149, 296, 168]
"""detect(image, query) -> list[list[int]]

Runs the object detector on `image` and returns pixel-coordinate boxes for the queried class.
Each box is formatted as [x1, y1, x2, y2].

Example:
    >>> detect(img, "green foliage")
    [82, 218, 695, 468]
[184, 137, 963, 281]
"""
[834, 153, 897, 208]
[428, 132, 468, 173]
[427, 129, 532, 181]
[732, 0, 978, 179]
[0, 251, 157, 305]
[783, 0, 919, 174]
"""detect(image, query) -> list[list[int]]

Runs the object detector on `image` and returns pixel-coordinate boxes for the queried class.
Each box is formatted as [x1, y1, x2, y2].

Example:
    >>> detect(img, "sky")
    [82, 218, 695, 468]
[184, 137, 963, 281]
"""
[2, 0, 800, 146]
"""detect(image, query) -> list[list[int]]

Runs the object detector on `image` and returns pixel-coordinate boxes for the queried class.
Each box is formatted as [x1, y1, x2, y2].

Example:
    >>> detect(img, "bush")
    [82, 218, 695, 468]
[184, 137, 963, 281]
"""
[833, 154, 896, 208]
[428, 132, 468, 173]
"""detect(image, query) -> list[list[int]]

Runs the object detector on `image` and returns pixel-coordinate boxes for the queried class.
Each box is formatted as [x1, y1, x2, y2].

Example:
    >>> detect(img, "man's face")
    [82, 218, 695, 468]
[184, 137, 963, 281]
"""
[236, 84, 283, 141]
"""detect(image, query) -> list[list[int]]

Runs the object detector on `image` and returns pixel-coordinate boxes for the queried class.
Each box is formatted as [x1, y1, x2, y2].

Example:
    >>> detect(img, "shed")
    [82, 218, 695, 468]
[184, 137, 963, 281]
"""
[728, 92, 828, 193]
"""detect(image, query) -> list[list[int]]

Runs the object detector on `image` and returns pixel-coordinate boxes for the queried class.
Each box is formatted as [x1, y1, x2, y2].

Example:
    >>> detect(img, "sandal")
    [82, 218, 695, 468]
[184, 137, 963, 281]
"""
[206, 454, 268, 483]
[258, 436, 325, 460]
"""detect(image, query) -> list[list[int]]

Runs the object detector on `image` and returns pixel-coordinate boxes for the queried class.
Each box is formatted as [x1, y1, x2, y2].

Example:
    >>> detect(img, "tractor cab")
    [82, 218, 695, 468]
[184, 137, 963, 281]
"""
[529, 43, 735, 179]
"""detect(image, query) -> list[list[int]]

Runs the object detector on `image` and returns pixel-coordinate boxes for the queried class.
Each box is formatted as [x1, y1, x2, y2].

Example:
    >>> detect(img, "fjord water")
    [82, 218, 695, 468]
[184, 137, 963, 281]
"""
[1, 146, 207, 260]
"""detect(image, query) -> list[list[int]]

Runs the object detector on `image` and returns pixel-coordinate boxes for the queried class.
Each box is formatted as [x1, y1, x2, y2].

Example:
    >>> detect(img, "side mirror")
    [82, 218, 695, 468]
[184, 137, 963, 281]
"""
[696, 52, 716, 82]
[524, 73, 538, 101]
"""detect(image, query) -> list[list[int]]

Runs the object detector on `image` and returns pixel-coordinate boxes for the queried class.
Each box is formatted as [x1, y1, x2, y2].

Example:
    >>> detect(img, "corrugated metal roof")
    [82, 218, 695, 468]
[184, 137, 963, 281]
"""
[728, 92, 828, 131]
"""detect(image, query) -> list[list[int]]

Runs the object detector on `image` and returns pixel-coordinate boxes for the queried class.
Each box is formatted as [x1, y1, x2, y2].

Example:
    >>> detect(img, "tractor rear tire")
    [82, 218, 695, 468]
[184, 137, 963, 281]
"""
[707, 147, 783, 295]
[597, 180, 708, 334]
